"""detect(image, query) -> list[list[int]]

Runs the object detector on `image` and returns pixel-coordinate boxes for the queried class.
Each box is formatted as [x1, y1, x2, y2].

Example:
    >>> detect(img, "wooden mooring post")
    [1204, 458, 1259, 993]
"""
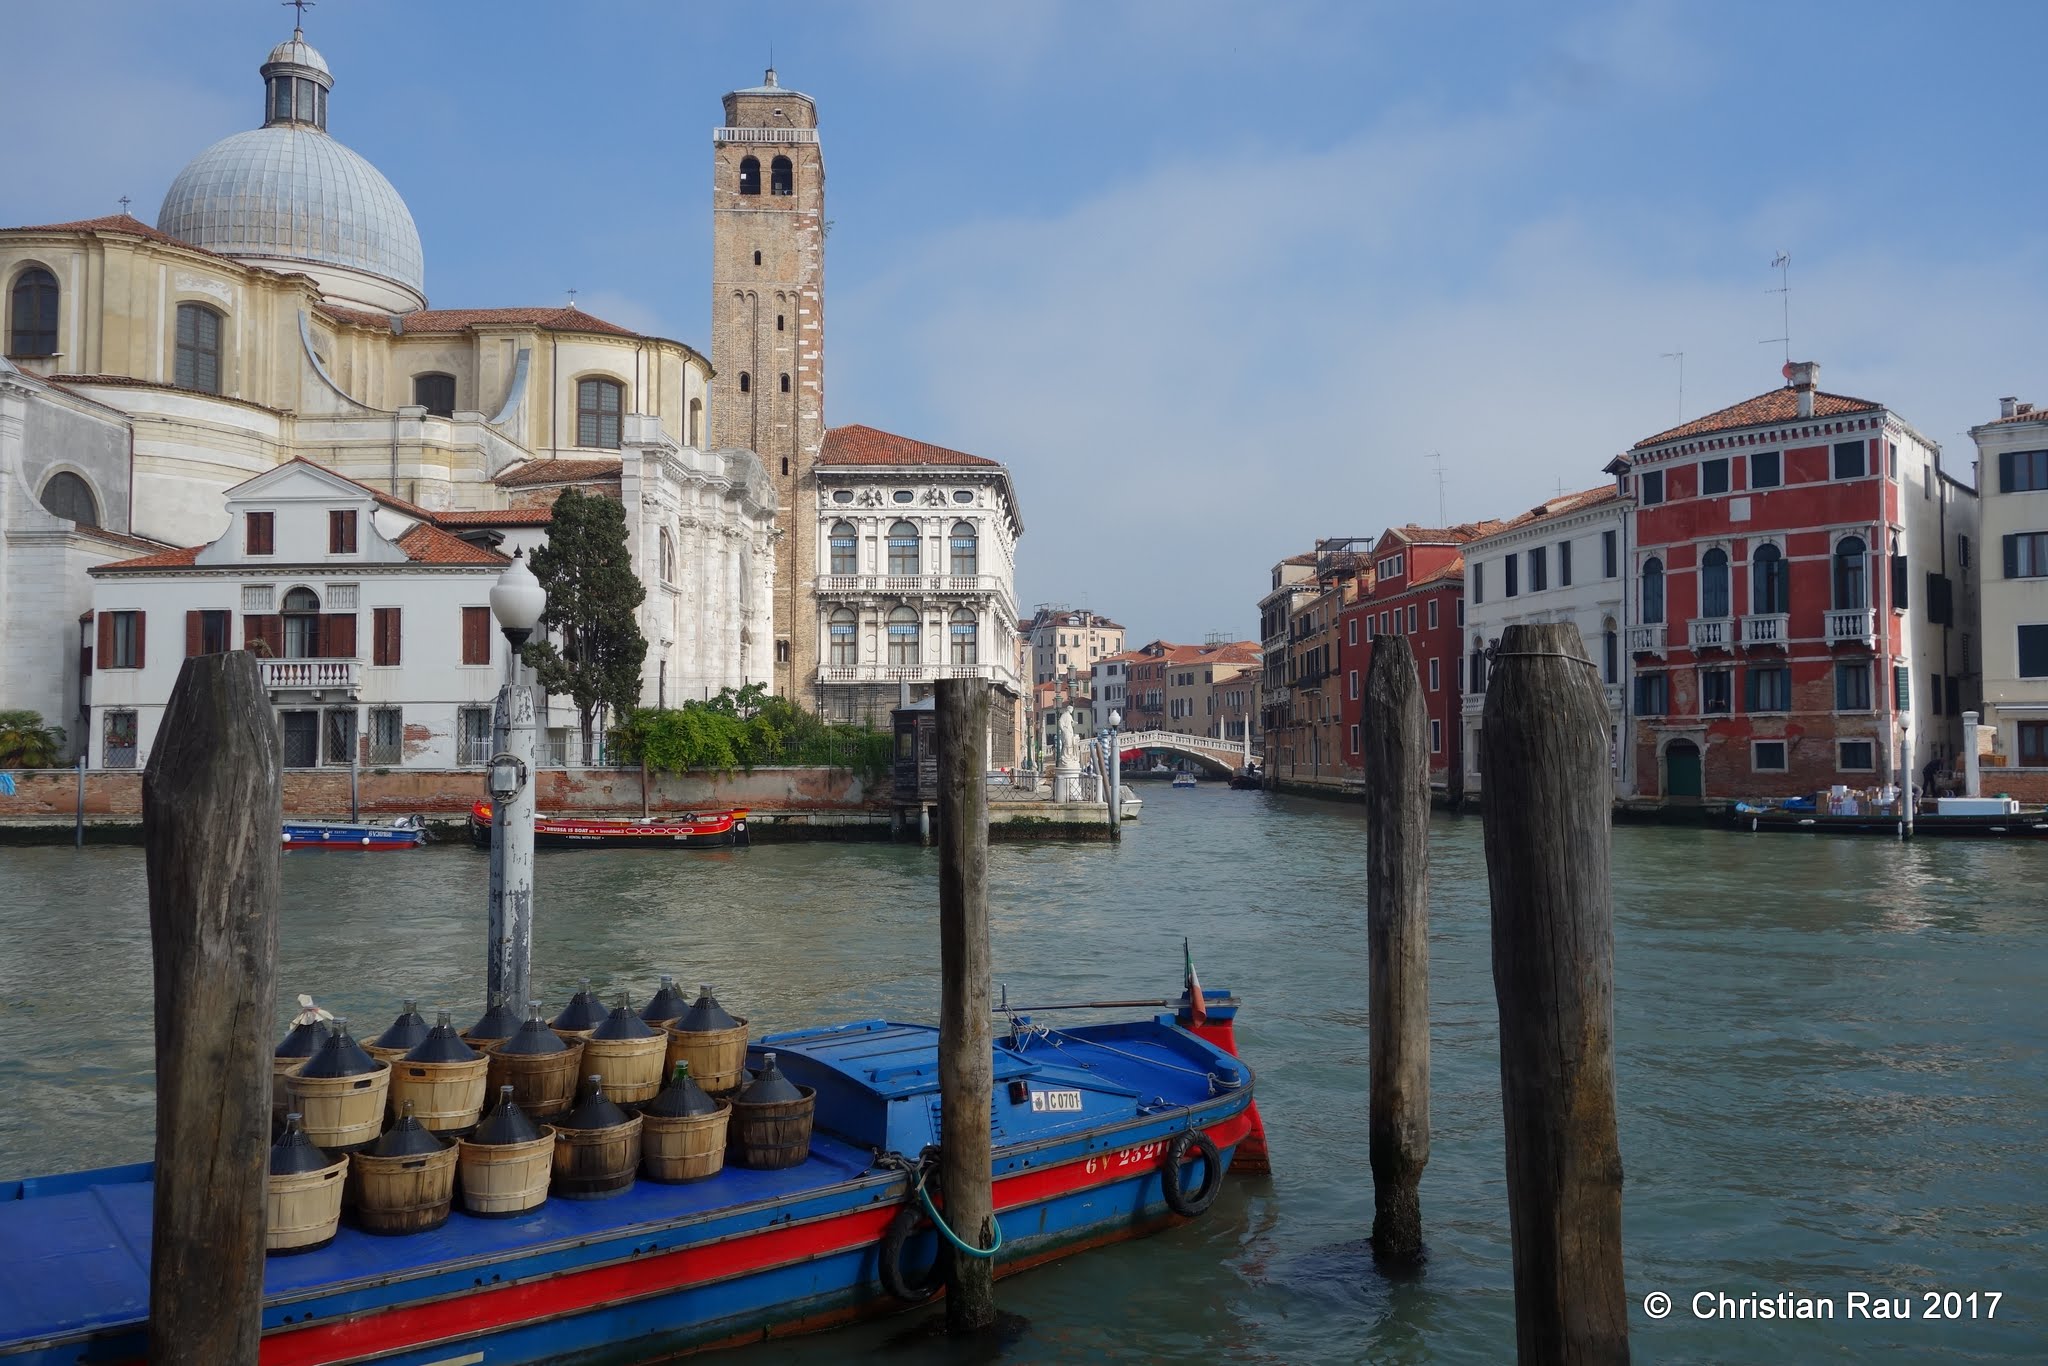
[934, 677, 997, 1332]
[1479, 623, 1629, 1364]
[1362, 634, 1429, 1267]
[143, 652, 282, 1365]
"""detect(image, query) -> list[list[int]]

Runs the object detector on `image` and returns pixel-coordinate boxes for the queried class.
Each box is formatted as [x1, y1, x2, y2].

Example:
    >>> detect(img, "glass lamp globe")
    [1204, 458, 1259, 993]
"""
[489, 552, 547, 638]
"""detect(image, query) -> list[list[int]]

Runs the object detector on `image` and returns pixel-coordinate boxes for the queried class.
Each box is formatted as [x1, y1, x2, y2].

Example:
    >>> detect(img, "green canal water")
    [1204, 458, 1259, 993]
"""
[1, 789, 2042, 1363]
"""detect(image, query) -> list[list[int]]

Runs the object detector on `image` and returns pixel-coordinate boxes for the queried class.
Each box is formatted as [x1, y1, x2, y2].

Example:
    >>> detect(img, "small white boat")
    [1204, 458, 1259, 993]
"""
[1172, 772, 1198, 789]
[1120, 785, 1144, 820]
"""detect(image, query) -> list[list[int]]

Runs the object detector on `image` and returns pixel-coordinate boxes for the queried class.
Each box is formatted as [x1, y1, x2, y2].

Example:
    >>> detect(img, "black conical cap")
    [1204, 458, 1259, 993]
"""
[497, 1002, 569, 1056]
[403, 1010, 481, 1063]
[369, 1100, 447, 1157]
[276, 1017, 331, 1059]
[592, 993, 656, 1040]
[371, 1001, 430, 1053]
[640, 975, 688, 1023]
[737, 1052, 802, 1105]
[467, 995, 522, 1041]
[297, 1019, 382, 1079]
[471, 1086, 542, 1146]
[551, 982, 608, 1033]
[269, 1114, 335, 1174]
[557, 1074, 628, 1131]
[674, 984, 738, 1034]
[642, 1061, 720, 1118]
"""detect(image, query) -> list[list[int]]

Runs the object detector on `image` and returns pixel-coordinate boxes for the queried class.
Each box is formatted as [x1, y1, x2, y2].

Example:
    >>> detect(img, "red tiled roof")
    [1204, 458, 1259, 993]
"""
[89, 544, 204, 573]
[272, 457, 438, 521]
[1484, 485, 1621, 535]
[432, 508, 555, 526]
[493, 458, 623, 487]
[396, 523, 510, 566]
[1390, 521, 1503, 546]
[1979, 404, 2046, 427]
[2, 213, 222, 258]
[317, 305, 644, 339]
[819, 424, 1000, 468]
[1633, 386, 1882, 449]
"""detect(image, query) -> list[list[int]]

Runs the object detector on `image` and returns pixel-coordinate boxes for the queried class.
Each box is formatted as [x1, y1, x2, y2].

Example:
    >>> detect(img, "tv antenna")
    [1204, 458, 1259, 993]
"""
[1761, 252, 1791, 362]
[1426, 451, 1447, 525]
[1660, 350, 1684, 422]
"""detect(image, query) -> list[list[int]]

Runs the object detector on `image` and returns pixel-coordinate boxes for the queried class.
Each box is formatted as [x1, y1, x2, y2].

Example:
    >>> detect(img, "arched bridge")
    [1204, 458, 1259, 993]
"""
[1112, 729, 1259, 776]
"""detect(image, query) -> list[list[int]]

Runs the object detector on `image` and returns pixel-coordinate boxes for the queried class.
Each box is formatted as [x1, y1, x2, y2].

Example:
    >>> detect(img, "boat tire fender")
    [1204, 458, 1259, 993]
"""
[1162, 1129, 1223, 1217]
[878, 1202, 945, 1303]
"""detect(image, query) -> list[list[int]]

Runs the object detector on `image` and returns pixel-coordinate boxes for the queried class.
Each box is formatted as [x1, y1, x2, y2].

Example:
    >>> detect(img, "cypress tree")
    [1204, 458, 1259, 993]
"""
[523, 489, 647, 764]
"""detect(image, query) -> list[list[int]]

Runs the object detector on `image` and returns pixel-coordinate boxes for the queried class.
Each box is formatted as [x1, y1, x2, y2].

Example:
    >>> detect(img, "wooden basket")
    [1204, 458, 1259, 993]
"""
[641, 1102, 730, 1183]
[271, 1056, 310, 1128]
[266, 1156, 347, 1255]
[348, 1144, 458, 1236]
[580, 1034, 668, 1107]
[550, 1026, 598, 1046]
[728, 1085, 815, 1171]
[286, 1061, 392, 1151]
[364, 1042, 414, 1067]
[387, 1055, 491, 1133]
[486, 1041, 584, 1120]
[551, 1116, 643, 1200]
[457, 1129, 556, 1218]
[663, 1018, 749, 1095]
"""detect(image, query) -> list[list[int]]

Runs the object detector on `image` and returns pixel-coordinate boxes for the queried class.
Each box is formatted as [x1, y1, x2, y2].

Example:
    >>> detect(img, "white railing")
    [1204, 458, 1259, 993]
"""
[1115, 728, 1260, 762]
[1603, 683, 1625, 711]
[1742, 613, 1789, 646]
[712, 126, 820, 144]
[1688, 617, 1732, 650]
[816, 663, 1021, 689]
[815, 573, 1007, 598]
[1627, 624, 1666, 657]
[1825, 608, 1876, 645]
[259, 659, 361, 693]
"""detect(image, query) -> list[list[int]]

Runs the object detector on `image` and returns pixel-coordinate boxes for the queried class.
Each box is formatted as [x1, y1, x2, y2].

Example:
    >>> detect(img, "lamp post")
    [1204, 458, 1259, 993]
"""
[1107, 708, 1122, 842]
[486, 552, 546, 1009]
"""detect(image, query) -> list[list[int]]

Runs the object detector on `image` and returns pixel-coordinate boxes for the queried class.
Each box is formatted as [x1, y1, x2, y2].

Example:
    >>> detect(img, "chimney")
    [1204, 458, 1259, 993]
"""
[1786, 360, 1819, 418]
[2000, 396, 2019, 420]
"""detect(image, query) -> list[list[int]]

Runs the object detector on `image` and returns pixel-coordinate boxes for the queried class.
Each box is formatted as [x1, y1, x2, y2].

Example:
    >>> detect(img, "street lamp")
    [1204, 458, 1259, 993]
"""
[1106, 709, 1122, 841]
[486, 551, 546, 1010]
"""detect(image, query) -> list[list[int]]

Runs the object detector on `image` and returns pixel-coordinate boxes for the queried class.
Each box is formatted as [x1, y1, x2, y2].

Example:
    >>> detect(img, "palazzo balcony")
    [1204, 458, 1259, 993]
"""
[1627, 624, 1666, 658]
[1741, 613, 1790, 647]
[1825, 608, 1877, 647]
[817, 573, 1006, 598]
[1687, 617, 1733, 651]
[259, 658, 360, 699]
[815, 662, 1021, 692]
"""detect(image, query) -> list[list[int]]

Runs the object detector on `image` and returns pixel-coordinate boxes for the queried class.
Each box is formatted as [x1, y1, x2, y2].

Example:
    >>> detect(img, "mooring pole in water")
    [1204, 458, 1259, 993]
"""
[74, 749, 85, 848]
[1479, 623, 1629, 1364]
[935, 676, 997, 1332]
[142, 652, 281, 1365]
[1362, 634, 1430, 1267]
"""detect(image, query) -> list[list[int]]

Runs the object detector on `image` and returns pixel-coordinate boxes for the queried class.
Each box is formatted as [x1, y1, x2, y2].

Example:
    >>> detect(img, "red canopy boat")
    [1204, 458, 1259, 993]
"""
[468, 801, 749, 850]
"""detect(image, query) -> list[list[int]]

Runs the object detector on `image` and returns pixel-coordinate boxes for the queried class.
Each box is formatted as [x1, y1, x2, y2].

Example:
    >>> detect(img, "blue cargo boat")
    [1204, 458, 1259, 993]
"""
[0, 994, 1263, 1365]
[283, 815, 428, 850]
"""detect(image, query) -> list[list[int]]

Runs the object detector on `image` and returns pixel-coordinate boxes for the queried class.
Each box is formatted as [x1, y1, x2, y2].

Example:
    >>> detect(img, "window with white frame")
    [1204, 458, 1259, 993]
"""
[1753, 740, 1787, 772]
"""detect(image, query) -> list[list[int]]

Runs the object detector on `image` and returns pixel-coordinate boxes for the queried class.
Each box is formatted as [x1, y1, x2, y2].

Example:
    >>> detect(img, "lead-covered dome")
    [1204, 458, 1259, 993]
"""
[156, 28, 425, 311]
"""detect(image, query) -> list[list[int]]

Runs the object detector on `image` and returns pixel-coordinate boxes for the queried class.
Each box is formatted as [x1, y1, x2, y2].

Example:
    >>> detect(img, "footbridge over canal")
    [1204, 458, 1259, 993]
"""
[1112, 729, 1259, 777]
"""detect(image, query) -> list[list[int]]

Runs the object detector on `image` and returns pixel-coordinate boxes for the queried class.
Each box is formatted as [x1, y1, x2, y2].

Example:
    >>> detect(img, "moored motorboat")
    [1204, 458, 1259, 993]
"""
[1171, 772, 1199, 789]
[467, 801, 749, 851]
[1728, 795, 2048, 839]
[1228, 764, 1263, 791]
[282, 815, 427, 850]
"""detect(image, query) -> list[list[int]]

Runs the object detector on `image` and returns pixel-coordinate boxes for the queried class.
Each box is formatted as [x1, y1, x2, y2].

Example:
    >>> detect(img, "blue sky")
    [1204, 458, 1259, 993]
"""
[7, 1, 2046, 641]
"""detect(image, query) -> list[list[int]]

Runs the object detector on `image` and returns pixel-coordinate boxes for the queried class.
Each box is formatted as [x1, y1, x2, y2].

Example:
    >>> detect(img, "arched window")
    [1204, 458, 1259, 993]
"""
[1833, 535, 1867, 609]
[9, 267, 58, 357]
[1700, 547, 1730, 618]
[687, 397, 703, 446]
[753, 250, 762, 266]
[776, 314, 785, 332]
[779, 373, 790, 393]
[738, 156, 761, 195]
[887, 520, 919, 575]
[1601, 616, 1619, 685]
[659, 527, 676, 582]
[738, 372, 751, 394]
[1641, 556, 1665, 625]
[887, 606, 919, 666]
[829, 521, 857, 575]
[771, 155, 794, 195]
[950, 608, 979, 665]
[38, 471, 98, 526]
[829, 608, 858, 666]
[949, 521, 978, 576]
[576, 377, 622, 448]
[413, 372, 456, 417]
[1752, 543, 1788, 614]
[174, 302, 223, 394]
[282, 586, 321, 660]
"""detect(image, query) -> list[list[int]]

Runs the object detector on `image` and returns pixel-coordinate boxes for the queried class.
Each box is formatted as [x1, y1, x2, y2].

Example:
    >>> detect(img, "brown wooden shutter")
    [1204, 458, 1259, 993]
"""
[329, 510, 358, 554]
[373, 607, 401, 666]
[98, 611, 114, 664]
[186, 611, 203, 658]
[462, 607, 490, 665]
[244, 614, 282, 657]
[323, 613, 357, 659]
[133, 612, 145, 670]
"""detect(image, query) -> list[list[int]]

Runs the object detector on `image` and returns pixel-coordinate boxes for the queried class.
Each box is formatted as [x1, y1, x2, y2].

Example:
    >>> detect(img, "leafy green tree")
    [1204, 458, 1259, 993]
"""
[522, 488, 648, 764]
[618, 687, 891, 783]
[0, 711, 66, 769]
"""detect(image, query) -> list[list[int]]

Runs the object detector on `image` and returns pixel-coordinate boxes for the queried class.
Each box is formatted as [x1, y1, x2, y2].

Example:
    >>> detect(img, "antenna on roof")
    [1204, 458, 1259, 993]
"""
[1660, 350, 1684, 422]
[1426, 451, 1447, 526]
[1761, 252, 1791, 363]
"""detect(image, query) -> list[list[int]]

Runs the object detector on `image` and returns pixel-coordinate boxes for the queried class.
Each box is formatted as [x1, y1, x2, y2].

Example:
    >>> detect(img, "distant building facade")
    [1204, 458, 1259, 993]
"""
[1027, 607, 1123, 688]
[1967, 397, 2048, 799]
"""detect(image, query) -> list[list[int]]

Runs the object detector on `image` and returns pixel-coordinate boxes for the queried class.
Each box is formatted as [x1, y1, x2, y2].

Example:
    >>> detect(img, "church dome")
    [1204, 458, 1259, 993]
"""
[156, 28, 424, 310]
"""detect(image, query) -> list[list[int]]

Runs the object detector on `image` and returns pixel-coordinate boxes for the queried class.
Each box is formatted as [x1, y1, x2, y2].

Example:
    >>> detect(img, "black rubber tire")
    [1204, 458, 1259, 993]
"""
[1162, 1129, 1223, 1217]
[878, 1201, 945, 1303]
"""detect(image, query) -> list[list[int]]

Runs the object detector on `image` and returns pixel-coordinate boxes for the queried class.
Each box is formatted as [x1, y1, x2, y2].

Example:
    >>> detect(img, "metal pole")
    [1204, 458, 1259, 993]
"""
[74, 749, 86, 848]
[488, 640, 538, 1010]
[349, 707, 360, 822]
[1108, 723, 1122, 842]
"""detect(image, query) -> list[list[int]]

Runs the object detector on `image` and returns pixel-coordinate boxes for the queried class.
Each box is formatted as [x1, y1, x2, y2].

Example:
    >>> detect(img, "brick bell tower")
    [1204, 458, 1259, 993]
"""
[711, 69, 825, 705]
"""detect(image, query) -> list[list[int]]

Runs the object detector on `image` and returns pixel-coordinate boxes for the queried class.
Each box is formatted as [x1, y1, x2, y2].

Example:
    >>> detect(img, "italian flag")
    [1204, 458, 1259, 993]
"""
[1183, 937, 1207, 1025]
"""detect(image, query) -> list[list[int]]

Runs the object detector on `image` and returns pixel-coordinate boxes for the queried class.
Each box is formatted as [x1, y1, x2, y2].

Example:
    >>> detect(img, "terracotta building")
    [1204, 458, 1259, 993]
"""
[1265, 550, 1365, 789]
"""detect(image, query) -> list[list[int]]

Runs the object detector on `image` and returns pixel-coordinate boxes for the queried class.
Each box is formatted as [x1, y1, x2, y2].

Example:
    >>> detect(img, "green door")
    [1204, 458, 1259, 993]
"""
[1665, 740, 1703, 798]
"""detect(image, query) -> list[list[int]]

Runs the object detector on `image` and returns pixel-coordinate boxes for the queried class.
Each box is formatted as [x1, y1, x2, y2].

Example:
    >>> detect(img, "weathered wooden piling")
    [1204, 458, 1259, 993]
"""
[143, 652, 282, 1365]
[1479, 622, 1629, 1365]
[934, 677, 997, 1332]
[1362, 634, 1430, 1267]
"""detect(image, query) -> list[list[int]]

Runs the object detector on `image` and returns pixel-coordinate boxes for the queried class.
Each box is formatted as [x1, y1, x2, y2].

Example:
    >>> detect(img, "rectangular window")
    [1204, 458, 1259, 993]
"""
[186, 609, 230, 657]
[461, 606, 491, 665]
[1456, 599, 1465, 627]
[1349, 670, 1360, 700]
[1751, 450, 1782, 488]
[1350, 724, 1361, 755]
[1473, 563, 1485, 605]
[246, 511, 274, 556]
[1833, 440, 1867, 480]
[1602, 529, 1618, 578]
[1428, 656, 1440, 692]
[1347, 619, 1357, 646]
[1925, 573, 1954, 626]
[329, 509, 357, 554]
[100, 610, 143, 669]
[367, 707, 403, 765]
[1634, 673, 1668, 715]
[1505, 553, 1520, 598]
[1893, 664, 1910, 711]
[1529, 547, 1548, 592]
[1379, 612, 1390, 635]
[1427, 598, 1439, 630]
[2003, 532, 2048, 579]
[280, 711, 319, 769]
[101, 710, 139, 769]
[1429, 718, 1442, 754]
[324, 708, 357, 767]
[2020, 720, 2048, 765]
[1639, 469, 1664, 505]
[372, 607, 401, 666]
[2019, 624, 2048, 678]
[1753, 740, 1788, 772]
[1959, 534, 1971, 570]
[1945, 675, 1960, 717]
[1559, 540, 1573, 587]
[1835, 661, 1872, 711]
[1701, 668, 1733, 715]
[1998, 449, 2048, 493]
[1838, 739, 1875, 771]
[1746, 665, 1790, 713]
[1701, 458, 1730, 495]
[458, 707, 494, 766]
